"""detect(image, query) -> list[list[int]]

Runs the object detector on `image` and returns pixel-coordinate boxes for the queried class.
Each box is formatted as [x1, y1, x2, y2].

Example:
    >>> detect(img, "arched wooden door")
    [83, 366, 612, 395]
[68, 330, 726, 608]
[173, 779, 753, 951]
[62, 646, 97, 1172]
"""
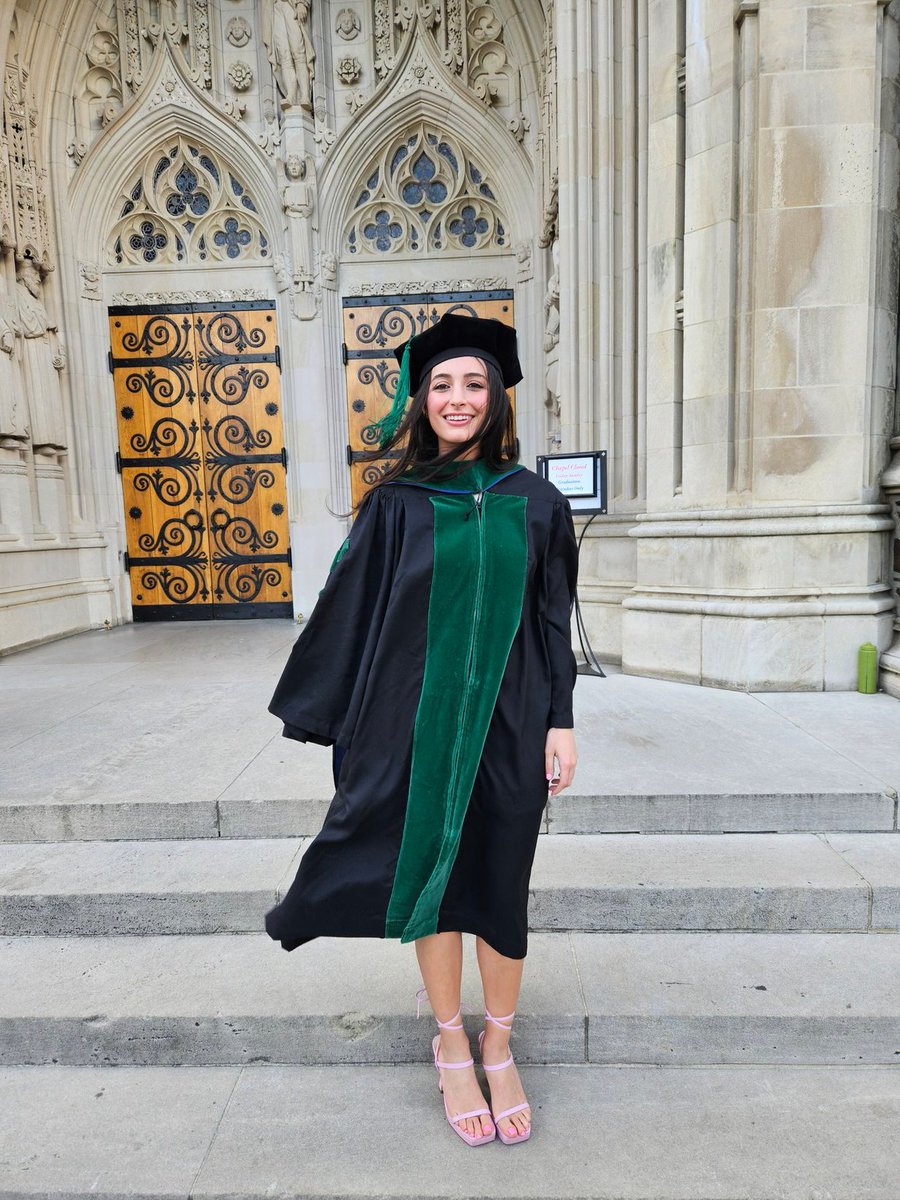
[108, 300, 292, 620]
[341, 289, 515, 508]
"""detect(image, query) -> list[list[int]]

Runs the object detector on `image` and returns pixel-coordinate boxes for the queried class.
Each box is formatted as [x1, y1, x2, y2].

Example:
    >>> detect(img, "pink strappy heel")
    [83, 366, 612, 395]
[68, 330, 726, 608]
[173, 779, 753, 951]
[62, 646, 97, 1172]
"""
[477, 1007, 531, 1145]
[417, 989, 495, 1147]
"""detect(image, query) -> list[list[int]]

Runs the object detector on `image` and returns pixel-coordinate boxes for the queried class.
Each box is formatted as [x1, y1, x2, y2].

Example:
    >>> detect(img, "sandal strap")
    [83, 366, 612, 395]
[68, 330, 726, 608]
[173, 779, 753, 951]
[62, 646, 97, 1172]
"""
[435, 1011, 464, 1031]
[436, 1054, 474, 1070]
[449, 1105, 492, 1122]
[484, 1006, 515, 1030]
[493, 1101, 530, 1121]
[482, 1052, 514, 1072]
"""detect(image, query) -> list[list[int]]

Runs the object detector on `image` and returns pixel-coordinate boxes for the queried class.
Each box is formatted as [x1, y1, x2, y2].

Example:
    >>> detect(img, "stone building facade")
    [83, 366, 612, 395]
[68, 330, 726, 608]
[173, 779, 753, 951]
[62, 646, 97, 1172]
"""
[1, 0, 899, 694]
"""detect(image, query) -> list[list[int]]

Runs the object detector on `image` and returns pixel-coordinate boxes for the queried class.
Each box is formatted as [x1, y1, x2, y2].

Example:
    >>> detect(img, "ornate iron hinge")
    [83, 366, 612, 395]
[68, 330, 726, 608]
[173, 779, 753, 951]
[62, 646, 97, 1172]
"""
[341, 341, 348, 365]
[115, 451, 122, 474]
[107, 349, 115, 374]
[123, 550, 131, 573]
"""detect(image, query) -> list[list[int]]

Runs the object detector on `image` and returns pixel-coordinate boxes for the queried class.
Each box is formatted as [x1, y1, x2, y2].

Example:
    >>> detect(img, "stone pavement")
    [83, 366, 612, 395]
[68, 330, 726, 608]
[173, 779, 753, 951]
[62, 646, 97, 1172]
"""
[1, 621, 899, 1199]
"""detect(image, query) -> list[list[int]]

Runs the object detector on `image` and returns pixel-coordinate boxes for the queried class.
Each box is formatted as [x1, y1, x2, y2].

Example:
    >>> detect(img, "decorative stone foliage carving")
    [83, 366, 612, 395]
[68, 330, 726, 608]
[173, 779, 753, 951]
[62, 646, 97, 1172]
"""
[3, 60, 51, 269]
[336, 8, 362, 39]
[344, 123, 508, 257]
[108, 138, 269, 267]
[371, 0, 524, 129]
[119, 0, 218, 99]
[336, 56, 362, 85]
[228, 62, 254, 91]
[68, 24, 123, 165]
[354, 276, 505, 295]
[110, 287, 268, 304]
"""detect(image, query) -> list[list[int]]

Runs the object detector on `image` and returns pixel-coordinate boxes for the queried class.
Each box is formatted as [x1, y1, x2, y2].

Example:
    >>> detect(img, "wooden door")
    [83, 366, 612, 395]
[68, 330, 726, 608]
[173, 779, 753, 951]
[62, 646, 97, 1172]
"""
[342, 290, 515, 508]
[109, 301, 292, 620]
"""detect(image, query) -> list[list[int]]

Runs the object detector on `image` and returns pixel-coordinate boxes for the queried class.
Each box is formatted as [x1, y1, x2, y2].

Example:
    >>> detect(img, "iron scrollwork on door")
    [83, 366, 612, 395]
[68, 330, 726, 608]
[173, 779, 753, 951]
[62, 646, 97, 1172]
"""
[209, 508, 290, 604]
[203, 415, 280, 503]
[119, 417, 203, 506]
[195, 311, 277, 405]
[129, 509, 210, 605]
[116, 314, 196, 408]
[110, 300, 293, 620]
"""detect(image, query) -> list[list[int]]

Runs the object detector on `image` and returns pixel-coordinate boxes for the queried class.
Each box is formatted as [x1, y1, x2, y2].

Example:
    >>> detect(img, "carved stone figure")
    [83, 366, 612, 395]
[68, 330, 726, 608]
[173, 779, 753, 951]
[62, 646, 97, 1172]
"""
[335, 8, 361, 39]
[281, 155, 317, 317]
[15, 260, 67, 452]
[319, 249, 337, 289]
[543, 239, 561, 433]
[79, 261, 101, 301]
[262, 0, 316, 111]
[0, 270, 26, 444]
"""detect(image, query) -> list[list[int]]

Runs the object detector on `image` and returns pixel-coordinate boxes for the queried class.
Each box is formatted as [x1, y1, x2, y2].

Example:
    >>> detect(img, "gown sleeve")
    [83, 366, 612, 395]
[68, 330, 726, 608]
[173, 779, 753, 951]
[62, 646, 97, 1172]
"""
[268, 485, 402, 747]
[543, 498, 579, 728]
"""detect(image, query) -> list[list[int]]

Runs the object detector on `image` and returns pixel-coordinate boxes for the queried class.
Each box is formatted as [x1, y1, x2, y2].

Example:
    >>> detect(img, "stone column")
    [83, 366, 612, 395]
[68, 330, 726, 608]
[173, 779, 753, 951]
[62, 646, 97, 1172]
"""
[622, 0, 895, 689]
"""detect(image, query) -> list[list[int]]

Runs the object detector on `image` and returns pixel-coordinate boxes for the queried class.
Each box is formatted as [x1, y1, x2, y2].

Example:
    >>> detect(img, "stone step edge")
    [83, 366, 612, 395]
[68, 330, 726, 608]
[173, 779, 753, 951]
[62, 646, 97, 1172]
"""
[0, 788, 895, 841]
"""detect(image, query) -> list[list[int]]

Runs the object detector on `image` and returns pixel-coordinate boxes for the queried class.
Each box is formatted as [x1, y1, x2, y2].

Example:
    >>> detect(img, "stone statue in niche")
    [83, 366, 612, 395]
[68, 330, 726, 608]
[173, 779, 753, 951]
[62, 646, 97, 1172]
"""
[0, 268, 27, 445]
[15, 260, 67, 452]
[282, 154, 317, 318]
[543, 238, 561, 439]
[262, 0, 316, 111]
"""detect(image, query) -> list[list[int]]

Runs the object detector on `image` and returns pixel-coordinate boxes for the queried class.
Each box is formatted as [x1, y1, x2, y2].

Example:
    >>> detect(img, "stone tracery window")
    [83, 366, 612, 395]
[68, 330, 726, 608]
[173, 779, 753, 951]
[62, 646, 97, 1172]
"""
[344, 123, 508, 257]
[108, 138, 268, 267]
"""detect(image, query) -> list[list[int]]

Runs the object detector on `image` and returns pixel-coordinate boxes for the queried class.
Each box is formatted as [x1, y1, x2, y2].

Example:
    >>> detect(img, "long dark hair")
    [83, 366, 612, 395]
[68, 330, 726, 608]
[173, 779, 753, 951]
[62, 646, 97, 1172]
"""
[358, 357, 517, 504]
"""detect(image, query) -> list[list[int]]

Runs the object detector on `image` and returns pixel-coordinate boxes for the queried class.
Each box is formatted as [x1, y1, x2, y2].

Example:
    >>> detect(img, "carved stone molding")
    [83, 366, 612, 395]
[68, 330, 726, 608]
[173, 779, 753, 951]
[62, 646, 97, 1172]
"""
[110, 287, 269, 304]
[3, 59, 51, 269]
[353, 276, 506, 295]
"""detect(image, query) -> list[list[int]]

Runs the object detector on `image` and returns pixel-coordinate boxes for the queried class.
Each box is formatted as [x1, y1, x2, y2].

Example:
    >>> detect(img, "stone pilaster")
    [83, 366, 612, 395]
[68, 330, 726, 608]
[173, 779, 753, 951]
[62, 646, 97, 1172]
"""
[622, 0, 895, 689]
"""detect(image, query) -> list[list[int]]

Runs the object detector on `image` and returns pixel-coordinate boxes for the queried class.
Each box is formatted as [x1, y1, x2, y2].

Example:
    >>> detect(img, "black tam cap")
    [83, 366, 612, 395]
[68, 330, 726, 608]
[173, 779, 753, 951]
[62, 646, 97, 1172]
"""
[396, 312, 522, 392]
[364, 312, 522, 449]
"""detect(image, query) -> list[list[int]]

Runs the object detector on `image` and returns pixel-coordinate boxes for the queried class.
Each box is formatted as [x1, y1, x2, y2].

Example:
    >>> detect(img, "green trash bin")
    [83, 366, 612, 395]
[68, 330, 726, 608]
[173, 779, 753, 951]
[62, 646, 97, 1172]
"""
[857, 643, 878, 694]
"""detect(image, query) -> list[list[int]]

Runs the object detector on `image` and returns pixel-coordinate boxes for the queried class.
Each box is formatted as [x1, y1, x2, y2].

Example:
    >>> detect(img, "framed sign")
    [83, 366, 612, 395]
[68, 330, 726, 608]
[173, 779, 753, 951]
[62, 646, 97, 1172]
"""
[536, 451, 607, 514]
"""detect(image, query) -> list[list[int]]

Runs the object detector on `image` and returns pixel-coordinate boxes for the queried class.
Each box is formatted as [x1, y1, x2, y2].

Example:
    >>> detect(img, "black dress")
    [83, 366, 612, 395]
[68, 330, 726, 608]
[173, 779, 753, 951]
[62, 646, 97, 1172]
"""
[265, 459, 578, 959]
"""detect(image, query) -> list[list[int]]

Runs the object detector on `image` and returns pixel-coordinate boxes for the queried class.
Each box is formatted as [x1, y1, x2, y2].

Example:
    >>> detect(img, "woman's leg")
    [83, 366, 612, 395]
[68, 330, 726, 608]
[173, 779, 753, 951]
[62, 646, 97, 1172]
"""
[475, 936, 531, 1139]
[415, 932, 494, 1139]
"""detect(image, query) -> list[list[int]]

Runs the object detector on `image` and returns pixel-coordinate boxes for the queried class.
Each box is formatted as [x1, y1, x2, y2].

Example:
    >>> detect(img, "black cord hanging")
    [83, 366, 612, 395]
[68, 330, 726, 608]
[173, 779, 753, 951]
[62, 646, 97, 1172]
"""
[574, 512, 606, 677]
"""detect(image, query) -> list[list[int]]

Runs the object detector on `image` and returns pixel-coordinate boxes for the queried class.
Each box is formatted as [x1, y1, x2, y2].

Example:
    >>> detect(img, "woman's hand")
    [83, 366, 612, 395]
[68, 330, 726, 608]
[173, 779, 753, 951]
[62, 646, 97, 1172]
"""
[545, 727, 577, 797]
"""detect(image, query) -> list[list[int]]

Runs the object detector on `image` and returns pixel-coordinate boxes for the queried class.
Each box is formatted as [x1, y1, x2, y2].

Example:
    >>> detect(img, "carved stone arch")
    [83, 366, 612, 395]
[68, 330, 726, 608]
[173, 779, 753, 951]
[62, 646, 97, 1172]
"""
[318, 24, 534, 257]
[67, 40, 280, 271]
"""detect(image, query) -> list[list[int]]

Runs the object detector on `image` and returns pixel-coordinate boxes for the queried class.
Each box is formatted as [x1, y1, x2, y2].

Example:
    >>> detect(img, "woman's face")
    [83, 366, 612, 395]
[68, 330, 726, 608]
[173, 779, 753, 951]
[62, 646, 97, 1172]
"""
[425, 355, 489, 459]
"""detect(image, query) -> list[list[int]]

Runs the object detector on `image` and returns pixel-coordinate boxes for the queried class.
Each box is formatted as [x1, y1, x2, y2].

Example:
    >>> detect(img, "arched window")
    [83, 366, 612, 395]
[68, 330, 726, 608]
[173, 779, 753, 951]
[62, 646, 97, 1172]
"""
[108, 138, 268, 267]
[344, 123, 509, 257]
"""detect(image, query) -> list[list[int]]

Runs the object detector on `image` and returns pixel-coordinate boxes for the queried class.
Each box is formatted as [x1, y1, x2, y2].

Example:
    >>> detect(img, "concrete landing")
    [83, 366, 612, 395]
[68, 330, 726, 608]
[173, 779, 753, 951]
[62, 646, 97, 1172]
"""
[1, 1063, 898, 1199]
[0, 622, 898, 840]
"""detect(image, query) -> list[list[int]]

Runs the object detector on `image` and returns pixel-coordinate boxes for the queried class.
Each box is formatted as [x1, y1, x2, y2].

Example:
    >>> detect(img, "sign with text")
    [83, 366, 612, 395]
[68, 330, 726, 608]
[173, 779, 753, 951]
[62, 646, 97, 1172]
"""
[536, 451, 607, 513]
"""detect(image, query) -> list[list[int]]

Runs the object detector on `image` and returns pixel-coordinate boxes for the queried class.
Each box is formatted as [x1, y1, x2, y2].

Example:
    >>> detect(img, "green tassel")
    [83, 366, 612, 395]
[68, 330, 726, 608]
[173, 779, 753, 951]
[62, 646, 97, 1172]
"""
[364, 336, 414, 450]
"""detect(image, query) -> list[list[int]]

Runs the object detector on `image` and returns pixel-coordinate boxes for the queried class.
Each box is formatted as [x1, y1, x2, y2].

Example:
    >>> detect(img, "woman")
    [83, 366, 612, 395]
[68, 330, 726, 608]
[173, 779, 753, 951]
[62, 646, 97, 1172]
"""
[265, 312, 578, 1146]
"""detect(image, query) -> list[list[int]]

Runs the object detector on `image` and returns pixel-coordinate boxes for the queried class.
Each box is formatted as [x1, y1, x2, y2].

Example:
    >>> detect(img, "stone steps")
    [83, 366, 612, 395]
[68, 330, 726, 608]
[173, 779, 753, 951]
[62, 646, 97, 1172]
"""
[2, 930, 898, 1068]
[2, 1063, 898, 1198]
[1, 832, 898, 937]
[1, 785, 895, 842]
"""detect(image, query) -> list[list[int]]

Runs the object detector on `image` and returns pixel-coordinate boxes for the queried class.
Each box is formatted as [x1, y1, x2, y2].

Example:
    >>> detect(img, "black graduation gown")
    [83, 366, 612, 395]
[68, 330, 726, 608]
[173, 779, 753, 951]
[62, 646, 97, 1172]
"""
[265, 460, 578, 960]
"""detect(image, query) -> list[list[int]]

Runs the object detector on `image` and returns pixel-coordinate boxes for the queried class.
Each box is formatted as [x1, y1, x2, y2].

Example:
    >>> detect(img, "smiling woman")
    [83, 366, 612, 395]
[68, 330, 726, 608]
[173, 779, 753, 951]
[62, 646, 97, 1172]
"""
[426, 357, 490, 455]
[264, 313, 579, 1149]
